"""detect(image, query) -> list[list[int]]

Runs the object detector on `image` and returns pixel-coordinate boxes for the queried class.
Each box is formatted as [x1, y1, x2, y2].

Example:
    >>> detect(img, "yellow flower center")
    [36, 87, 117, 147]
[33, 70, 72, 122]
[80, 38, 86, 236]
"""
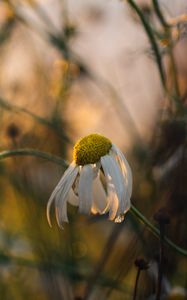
[73, 134, 112, 165]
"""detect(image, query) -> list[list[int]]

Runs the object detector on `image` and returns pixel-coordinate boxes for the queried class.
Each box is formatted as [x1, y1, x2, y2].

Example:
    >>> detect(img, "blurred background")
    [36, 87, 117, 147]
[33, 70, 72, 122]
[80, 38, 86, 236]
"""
[0, 0, 187, 299]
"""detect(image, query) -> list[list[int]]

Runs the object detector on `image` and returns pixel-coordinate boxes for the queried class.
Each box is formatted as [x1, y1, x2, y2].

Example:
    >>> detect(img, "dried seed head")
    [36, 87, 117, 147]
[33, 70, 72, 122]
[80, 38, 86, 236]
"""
[6, 123, 20, 139]
[134, 257, 149, 270]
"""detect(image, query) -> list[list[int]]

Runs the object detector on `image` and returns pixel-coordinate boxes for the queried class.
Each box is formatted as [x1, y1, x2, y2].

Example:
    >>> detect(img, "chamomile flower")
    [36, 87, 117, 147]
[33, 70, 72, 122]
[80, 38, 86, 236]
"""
[47, 133, 132, 227]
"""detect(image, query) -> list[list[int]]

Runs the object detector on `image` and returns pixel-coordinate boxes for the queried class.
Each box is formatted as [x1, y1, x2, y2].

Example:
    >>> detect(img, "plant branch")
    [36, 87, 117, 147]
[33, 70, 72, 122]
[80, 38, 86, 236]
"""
[126, 0, 166, 89]
[152, 0, 181, 109]
[152, 0, 169, 28]
[0, 148, 68, 169]
[130, 205, 187, 257]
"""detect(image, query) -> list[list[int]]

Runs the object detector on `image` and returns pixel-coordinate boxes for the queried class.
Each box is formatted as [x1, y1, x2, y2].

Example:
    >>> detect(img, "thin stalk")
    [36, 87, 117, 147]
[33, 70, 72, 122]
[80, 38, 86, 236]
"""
[152, 0, 181, 109]
[156, 224, 165, 300]
[133, 268, 141, 300]
[130, 205, 187, 257]
[167, 41, 181, 103]
[0, 149, 68, 169]
[152, 0, 168, 28]
[126, 0, 166, 89]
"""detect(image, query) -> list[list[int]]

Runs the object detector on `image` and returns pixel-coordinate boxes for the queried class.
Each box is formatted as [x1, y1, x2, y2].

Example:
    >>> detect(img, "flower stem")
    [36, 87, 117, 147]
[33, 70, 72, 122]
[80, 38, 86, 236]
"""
[130, 205, 187, 257]
[133, 268, 141, 300]
[0, 148, 68, 168]
[152, 0, 182, 110]
[126, 0, 166, 89]
[156, 223, 165, 300]
[152, 0, 169, 28]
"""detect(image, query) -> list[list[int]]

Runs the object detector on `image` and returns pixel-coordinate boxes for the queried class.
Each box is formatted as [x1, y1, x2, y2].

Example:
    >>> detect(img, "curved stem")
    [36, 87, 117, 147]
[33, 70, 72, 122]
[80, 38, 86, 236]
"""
[133, 268, 141, 300]
[130, 205, 187, 257]
[0, 148, 68, 169]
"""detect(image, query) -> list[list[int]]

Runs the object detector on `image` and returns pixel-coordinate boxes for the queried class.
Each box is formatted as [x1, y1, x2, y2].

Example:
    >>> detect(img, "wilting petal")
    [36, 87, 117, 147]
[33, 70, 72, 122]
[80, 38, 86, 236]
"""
[47, 162, 78, 227]
[56, 200, 68, 227]
[91, 174, 108, 214]
[55, 166, 78, 228]
[47, 134, 133, 227]
[78, 165, 93, 214]
[111, 146, 132, 214]
[47, 162, 76, 225]
[92, 162, 101, 179]
[68, 189, 79, 206]
[107, 181, 119, 220]
[112, 144, 132, 199]
[101, 154, 126, 214]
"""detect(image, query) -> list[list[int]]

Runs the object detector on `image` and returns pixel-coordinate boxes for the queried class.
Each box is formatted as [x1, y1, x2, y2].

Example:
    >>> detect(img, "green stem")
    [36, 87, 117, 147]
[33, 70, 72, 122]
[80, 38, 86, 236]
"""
[130, 205, 187, 257]
[0, 148, 187, 257]
[126, 0, 166, 89]
[152, 0, 182, 110]
[152, 0, 169, 28]
[0, 149, 68, 169]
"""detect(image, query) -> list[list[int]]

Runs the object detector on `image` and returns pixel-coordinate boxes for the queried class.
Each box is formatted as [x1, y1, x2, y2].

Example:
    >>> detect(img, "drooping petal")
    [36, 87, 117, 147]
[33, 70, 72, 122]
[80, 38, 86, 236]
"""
[47, 162, 76, 225]
[56, 200, 68, 227]
[100, 158, 118, 219]
[107, 182, 119, 220]
[91, 173, 108, 214]
[78, 165, 93, 214]
[112, 144, 132, 200]
[101, 154, 126, 214]
[92, 162, 101, 179]
[55, 166, 79, 228]
[111, 146, 132, 215]
[46, 162, 78, 227]
[68, 189, 79, 206]
[51, 162, 76, 197]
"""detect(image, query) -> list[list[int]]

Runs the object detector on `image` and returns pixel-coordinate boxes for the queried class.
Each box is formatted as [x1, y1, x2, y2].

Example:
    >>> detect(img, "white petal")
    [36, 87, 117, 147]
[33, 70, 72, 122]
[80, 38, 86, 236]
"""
[111, 146, 132, 214]
[101, 154, 126, 214]
[55, 166, 78, 227]
[92, 162, 101, 179]
[91, 174, 108, 214]
[56, 200, 68, 228]
[47, 161, 76, 226]
[101, 155, 119, 220]
[112, 144, 133, 199]
[78, 165, 93, 214]
[106, 180, 119, 220]
[68, 188, 79, 206]
[111, 145, 132, 213]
